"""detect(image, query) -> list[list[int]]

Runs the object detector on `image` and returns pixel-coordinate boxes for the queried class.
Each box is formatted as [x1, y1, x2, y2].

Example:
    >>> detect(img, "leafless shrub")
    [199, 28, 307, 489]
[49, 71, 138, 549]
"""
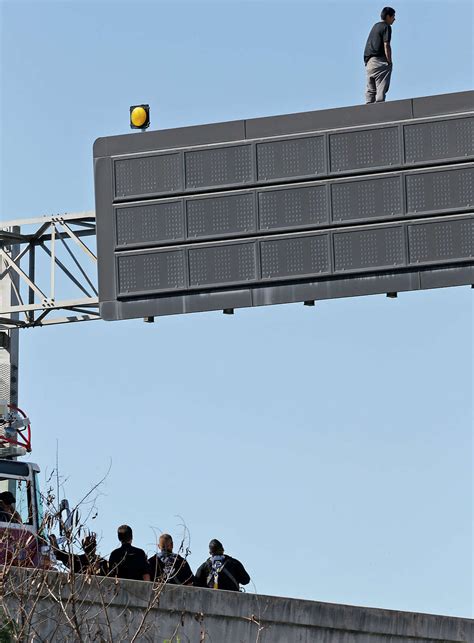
[0, 474, 176, 642]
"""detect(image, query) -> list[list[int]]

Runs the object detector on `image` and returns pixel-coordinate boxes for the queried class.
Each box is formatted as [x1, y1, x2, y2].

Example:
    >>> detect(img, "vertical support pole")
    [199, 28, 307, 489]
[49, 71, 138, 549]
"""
[28, 241, 35, 325]
[50, 223, 56, 303]
[0, 226, 20, 468]
[0, 227, 19, 406]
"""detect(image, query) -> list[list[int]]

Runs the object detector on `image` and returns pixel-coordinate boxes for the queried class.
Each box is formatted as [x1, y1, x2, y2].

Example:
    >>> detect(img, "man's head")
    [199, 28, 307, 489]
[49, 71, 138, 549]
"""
[117, 524, 133, 544]
[82, 533, 97, 557]
[0, 491, 16, 508]
[158, 533, 173, 553]
[209, 539, 224, 556]
[381, 7, 396, 25]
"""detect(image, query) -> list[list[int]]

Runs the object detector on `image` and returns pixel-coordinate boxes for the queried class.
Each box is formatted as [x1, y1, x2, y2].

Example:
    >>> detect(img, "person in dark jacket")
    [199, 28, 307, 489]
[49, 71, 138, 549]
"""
[0, 491, 22, 523]
[148, 533, 193, 585]
[194, 539, 250, 591]
[108, 524, 150, 581]
[50, 532, 108, 576]
[0, 499, 14, 523]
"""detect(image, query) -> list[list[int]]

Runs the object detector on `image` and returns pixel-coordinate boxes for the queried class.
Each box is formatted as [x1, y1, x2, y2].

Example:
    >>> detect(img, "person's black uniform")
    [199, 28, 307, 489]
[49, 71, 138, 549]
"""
[194, 539, 250, 591]
[108, 524, 150, 581]
[0, 499, 12, 522]
[0, 491, 22, 523]
[50, 533, 108, 576]
[148, 551, 193, 585]
[148, 533, 193, 585]
[0, 506, 11, 522]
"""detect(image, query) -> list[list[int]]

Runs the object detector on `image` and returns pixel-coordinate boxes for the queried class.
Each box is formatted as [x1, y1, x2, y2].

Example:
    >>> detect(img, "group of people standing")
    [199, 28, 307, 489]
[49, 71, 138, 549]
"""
[50, 525, 250, 592]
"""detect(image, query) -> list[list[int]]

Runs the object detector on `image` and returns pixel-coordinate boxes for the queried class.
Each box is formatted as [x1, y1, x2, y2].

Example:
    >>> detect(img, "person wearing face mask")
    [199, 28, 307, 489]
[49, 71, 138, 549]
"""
[148, 533, 193, 585]
[194, 539, 250, 591]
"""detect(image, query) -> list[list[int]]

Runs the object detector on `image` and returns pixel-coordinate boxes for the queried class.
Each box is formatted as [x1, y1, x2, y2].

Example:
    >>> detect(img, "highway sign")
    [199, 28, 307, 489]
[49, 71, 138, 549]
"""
[94, 91, 473, 321]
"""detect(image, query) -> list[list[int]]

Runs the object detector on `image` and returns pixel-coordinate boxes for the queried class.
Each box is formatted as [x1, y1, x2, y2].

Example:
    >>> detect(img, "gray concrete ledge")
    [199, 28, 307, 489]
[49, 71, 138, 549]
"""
[4, 571, 472, 642]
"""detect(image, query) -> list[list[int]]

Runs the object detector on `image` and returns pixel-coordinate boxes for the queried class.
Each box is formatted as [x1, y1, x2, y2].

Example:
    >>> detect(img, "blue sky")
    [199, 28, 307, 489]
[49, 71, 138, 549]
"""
[1, 0, 472, 617]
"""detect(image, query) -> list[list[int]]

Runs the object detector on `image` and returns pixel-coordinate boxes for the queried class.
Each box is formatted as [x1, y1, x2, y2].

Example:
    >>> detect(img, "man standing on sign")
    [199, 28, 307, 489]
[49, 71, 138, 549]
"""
[364, 7, 396, 103]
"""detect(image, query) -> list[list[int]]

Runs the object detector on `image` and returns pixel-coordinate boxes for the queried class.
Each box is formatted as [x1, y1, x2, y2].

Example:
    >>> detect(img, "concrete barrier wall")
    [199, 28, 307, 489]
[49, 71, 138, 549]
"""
[3, 571, 472, 642]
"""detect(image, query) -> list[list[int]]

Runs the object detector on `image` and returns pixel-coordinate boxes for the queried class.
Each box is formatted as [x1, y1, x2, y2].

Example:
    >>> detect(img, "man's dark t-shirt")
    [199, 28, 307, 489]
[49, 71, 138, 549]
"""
[364, 22, 392, 64]
[109, 543, 150, 581]
[194, 555, 250, 591]
[148, 552, 193, 585]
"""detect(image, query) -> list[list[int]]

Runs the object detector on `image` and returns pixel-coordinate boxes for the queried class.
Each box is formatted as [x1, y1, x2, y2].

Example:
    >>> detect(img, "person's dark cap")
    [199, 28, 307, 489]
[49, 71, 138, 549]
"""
[0, 491, 16, 505]
[209, 539, 224, 554]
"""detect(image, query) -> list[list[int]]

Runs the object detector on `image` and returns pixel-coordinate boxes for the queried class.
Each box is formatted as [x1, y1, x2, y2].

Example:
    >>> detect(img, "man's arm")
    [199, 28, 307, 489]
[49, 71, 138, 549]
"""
[52, 547, 70, 568]
[50, 534, 76, 570]
[383, 25, 392, 64]
[108, 551, 119, 576]
[234, 560, 250, 586]
[193, 562, 208, 587]
[140, 551, 151, 581]
[99, 558, 109, 576]
[177, 558, 194, 585]
[148, 555, 159, 582]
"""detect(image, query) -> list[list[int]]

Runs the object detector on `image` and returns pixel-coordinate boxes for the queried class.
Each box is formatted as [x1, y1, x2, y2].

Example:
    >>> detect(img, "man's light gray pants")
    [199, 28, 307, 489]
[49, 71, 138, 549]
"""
[365, 57, 392, 103]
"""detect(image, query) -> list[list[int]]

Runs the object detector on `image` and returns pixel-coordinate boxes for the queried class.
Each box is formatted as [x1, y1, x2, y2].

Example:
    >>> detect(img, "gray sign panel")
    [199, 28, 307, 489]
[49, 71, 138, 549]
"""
[94, 91, 474, 321]
[408, 217, 474, 265]
[404, 117, 473, 164]
[261, 234, 331, 280]
[406, 166, 473, 214]
[331, 174, 403, 222]
[117, 250, 186, 296]
[329, 126, 400, 173]
[185, 144, 254, 189]
[115, 201, 185, 247]
[256, 135, 326, 180]
[258, 184, 329, 231]
[114, 153, 182, 199]
[333, 226, 406, 272]
[187, 192, 256, 240]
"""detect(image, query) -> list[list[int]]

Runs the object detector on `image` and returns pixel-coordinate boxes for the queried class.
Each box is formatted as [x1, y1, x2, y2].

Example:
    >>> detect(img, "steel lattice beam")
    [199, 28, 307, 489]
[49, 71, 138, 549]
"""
[0, 212, 99, 329]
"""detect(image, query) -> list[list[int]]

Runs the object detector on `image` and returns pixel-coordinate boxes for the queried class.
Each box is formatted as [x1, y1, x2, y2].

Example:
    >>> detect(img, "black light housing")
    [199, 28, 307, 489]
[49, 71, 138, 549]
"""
[130, 104, 150, 130]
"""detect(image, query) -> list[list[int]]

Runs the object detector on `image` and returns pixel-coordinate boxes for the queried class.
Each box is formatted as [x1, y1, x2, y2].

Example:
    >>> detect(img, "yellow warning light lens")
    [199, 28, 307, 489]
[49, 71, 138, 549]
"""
[130, 105, 149, 129]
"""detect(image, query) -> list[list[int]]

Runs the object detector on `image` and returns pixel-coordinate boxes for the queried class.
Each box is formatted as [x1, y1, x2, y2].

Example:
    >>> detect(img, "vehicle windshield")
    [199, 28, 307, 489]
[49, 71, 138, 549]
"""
[0, 477, 33, 526]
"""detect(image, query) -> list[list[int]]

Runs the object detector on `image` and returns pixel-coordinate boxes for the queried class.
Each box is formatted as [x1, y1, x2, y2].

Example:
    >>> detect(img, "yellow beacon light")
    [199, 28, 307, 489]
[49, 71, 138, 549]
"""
[130, 104, 150, 130]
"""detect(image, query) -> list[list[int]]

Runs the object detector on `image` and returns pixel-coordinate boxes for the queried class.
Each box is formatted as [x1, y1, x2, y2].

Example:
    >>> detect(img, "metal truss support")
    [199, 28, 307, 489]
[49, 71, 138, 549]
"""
[0, 212, 99, 329]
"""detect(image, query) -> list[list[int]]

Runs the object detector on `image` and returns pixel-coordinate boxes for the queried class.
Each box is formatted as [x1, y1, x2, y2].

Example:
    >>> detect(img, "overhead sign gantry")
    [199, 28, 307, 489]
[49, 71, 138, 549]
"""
[93, 91, 474, 321]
